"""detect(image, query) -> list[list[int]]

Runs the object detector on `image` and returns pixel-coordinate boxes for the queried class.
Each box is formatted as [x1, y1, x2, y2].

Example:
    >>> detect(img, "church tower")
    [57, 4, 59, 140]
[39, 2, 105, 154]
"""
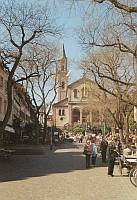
[57, 44, 68, 101]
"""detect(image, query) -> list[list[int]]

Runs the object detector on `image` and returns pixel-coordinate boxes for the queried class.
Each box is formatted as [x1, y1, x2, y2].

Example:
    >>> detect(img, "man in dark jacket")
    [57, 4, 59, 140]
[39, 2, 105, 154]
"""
[107, 142, 118, 177]
[100, 138, 108, 163]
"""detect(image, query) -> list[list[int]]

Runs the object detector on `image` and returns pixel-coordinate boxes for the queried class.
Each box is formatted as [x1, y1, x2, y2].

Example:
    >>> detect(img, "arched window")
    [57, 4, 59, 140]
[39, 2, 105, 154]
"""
[82, 87, 88, 97]
[74, 89, 78, 98]
[81, 87, 84, 97]
[72, 108, 80, 123]
[61, 65, 64, 71]
[59, 109, 61, 116]
[85, 88, 88, 96]
[62, 109, 65, 116]
[59, 109, 65, 116]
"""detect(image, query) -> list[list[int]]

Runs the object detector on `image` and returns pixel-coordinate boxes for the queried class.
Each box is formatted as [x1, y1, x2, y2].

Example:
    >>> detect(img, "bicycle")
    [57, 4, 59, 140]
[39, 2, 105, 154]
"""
[129, 166, 137, 187]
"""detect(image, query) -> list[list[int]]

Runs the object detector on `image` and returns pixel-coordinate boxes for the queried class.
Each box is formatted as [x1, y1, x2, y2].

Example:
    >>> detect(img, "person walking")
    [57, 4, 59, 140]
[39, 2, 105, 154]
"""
[83, 139, 92, 169]
[107, 142, 118, 177]
[79, 134, 84, 143]
[100, 138, 108, 163]
[91, 140, 97, 167]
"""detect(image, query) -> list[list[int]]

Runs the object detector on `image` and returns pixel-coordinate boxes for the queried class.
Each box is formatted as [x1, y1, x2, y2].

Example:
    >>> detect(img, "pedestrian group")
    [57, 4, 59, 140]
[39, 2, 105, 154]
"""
[83, 138, 97, 169]
[83, 133, 137, 177]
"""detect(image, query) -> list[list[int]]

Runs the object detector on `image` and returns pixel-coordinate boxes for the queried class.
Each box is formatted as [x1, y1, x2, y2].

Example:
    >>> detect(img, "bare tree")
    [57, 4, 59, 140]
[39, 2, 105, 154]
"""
[0, 0, 60, 144]
[78, 0, 137, 88]
[19, 44, 59, 144]
[94, 0, 137, 13]
[81, 48, 135, 140]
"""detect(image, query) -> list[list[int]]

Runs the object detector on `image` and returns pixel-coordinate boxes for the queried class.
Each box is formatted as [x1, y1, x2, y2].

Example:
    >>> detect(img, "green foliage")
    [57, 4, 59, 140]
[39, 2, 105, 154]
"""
[72, 125, 85, 133]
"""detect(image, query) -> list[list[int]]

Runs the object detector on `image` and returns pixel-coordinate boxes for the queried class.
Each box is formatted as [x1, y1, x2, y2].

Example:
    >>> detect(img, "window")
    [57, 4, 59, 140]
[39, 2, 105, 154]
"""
[74, 89, 78, 98]
[59, 109, 65, 116]
[82, 87, 84, 97]
[0, 76, 3, 87]
[61, 65, 64, 71]
[62, 109, 65, 116]
[85, 88, 88, 96]
[61, 81, 65, 89]
[59, 109, 61, 116]
[82, 87, 88, 98]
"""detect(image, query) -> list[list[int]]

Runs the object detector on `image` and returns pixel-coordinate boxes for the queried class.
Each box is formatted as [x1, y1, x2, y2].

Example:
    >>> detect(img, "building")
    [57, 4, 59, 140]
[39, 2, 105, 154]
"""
[0, 62, 35, 136]
[13, 83, 33, 125]
[0, 62, 15, 133]
[0, 62, 8, 122]
[53, 46, 101, 129]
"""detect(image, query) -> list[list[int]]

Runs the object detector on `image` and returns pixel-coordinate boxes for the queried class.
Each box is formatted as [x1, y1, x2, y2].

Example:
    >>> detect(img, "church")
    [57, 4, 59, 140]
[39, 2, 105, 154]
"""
[52, 45, 101, 129]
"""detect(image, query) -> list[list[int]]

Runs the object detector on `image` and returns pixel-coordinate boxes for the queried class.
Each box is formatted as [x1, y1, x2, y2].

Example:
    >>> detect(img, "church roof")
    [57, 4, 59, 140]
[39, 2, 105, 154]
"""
[53, 98, 68, 107]
[68, 77, 93, 89]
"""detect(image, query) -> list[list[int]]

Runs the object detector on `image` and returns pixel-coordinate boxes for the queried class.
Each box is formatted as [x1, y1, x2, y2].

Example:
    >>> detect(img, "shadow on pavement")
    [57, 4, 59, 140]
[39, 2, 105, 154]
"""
[0, 142, 108, 183]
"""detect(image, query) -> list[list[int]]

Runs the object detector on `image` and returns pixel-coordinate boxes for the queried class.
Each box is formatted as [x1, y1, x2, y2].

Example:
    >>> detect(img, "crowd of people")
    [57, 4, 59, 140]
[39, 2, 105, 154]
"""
[83, 132, 137, 177]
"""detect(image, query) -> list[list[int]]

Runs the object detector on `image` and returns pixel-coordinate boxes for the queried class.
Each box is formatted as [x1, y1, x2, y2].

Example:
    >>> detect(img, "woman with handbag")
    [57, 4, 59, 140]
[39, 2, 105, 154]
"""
[83, 139, 92, 169]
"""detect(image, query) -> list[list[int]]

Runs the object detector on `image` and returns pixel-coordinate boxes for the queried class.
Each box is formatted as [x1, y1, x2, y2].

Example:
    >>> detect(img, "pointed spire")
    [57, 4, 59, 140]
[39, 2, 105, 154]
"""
[63, 44, 66, 58]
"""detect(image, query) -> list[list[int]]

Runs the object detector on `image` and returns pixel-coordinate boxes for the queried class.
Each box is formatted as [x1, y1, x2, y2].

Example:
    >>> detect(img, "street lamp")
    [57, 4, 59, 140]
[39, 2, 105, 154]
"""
[49, 121, 53, 150]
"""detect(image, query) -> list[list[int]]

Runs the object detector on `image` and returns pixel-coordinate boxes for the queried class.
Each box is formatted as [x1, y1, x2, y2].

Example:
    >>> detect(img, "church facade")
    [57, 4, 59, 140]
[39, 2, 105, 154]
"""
[52, 46, 101, 129]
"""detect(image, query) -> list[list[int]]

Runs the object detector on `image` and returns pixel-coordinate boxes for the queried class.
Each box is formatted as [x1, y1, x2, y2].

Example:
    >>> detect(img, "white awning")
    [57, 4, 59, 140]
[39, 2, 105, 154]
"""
[5, 126, 15, 133]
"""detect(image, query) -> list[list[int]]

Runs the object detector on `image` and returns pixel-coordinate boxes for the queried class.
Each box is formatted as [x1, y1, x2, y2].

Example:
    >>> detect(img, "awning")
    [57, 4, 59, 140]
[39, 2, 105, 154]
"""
[5, 126, 15, 133]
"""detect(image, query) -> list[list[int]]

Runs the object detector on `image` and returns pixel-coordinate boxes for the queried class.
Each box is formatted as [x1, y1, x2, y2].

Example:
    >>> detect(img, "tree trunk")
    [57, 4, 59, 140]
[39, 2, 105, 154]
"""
[43, 113, 47, 144]
[119, 128, 124, 142]
[33, 114, 40, 145]
[124, 115, 129, 144]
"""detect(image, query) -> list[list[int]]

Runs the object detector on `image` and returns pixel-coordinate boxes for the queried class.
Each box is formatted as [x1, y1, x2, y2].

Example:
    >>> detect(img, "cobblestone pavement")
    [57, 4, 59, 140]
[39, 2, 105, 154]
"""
[0, 142, 136, 200]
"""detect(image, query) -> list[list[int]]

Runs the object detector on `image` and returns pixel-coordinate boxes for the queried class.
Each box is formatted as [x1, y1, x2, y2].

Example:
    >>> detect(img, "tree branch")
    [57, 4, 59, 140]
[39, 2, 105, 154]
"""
[14, 73, 39, 84]
[94, 0, 137, 13]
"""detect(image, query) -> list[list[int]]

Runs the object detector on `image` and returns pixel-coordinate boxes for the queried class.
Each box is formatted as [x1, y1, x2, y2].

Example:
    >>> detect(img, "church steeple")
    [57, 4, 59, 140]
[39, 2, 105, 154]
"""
[59, 44, 67, 72]
[57, 44, 68, 101]
[63, 44, 66, 58]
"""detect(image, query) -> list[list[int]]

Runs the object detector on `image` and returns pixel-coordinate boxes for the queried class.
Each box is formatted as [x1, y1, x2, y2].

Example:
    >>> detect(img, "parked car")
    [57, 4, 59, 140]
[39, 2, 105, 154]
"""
[64, 136, 74, 143]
